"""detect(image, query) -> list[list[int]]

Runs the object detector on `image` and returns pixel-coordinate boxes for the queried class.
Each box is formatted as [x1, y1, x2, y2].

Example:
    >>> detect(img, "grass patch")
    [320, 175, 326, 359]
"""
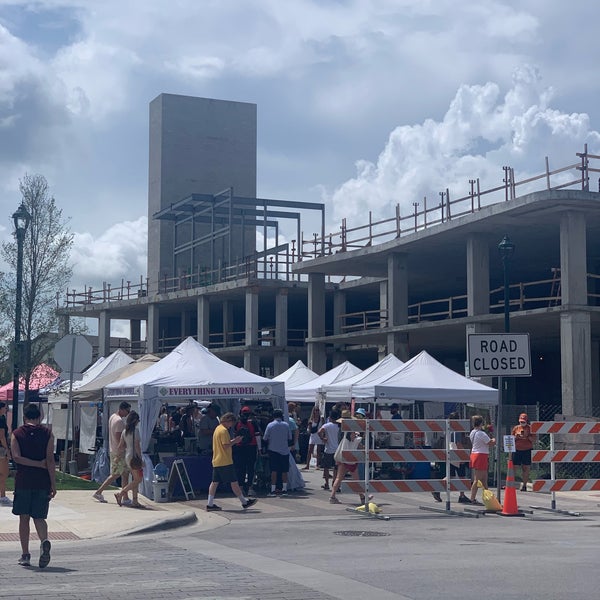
[5, 471, 104, 492]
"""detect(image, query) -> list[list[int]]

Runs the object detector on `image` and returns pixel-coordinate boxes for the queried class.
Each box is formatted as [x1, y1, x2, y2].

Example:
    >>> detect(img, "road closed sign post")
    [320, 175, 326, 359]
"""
[467, 333, 531, 377]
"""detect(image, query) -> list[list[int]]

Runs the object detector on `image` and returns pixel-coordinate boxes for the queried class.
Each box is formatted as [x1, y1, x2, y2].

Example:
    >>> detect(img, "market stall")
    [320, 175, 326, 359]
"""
[104, 337, 302, 498]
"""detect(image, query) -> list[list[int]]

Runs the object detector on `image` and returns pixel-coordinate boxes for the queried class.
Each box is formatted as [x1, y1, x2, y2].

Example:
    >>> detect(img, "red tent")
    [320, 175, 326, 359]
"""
[0, 363, 59, 401]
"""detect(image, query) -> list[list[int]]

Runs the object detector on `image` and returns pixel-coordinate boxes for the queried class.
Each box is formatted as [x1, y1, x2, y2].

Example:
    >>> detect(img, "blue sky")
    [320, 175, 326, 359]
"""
[1, 0, 599, 300]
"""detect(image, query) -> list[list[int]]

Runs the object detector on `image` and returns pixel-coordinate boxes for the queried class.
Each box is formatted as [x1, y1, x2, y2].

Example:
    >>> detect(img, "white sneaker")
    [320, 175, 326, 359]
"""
[0, 496, 12, 506]
[92, 492, 107, 503]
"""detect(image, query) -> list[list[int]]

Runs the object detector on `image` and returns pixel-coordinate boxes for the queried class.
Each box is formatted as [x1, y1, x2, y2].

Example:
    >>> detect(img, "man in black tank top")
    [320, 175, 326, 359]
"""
[11, 404, 56, 568]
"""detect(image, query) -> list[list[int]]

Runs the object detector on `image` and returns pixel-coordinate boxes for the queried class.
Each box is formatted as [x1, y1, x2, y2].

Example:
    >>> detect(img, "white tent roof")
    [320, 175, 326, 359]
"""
[74, 354, 160, 403]
[322, 353, 404, 400]
[105, 337, 283, 401]
[272, 360, 319, 388]
[374, 350, 498, 405]
[285, 361, 362, 403]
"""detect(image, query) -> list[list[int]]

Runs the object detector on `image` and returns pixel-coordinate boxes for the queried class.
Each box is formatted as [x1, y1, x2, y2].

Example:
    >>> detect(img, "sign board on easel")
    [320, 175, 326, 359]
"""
[168, 459, 195, 501]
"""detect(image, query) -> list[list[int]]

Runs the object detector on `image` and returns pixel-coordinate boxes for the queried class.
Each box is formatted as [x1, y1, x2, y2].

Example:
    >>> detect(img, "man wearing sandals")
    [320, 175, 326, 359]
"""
[92, 401, 132, 505]
[11, 404, 55, 568]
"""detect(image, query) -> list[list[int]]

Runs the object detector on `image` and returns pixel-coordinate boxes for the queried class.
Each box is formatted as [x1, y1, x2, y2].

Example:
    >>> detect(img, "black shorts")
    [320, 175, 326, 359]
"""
[12, 488, 51, 519]
[268, 451, 289, 474]
[450, 463, 467, 478]
[322, 452, 335, 469]
[512, 449, 532, 466]
[212, 464, 237, 483]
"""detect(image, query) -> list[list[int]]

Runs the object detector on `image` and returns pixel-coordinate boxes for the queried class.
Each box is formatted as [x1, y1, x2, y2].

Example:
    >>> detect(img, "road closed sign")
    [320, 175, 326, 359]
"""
[467, 333, 531, 377]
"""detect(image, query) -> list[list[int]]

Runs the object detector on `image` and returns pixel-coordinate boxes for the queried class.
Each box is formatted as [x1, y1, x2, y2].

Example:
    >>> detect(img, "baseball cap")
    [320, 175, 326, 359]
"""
[519, 413, 529, 421]
[241, 406, 252, 414]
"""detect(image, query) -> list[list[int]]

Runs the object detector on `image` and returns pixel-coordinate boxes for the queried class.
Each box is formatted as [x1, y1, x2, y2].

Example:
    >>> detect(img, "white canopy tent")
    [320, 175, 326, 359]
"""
[48, 349, 134, 442]
[73, 354, 161, 469]
[284, 361, 362, 404]
[374, 350, 498, 405]
[104, 337, 300, 496]
[272, 360, 318, 388]
[322, 354, 404, 401]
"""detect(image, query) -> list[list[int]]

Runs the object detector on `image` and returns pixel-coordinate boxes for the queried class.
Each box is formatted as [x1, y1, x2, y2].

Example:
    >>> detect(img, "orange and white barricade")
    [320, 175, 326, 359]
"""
[530, 421, 600, 513]
[339, 418, 471, 514]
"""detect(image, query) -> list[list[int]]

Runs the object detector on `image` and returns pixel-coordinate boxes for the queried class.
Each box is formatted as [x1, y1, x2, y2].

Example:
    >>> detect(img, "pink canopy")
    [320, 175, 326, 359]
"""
[0, 363, 59, 401]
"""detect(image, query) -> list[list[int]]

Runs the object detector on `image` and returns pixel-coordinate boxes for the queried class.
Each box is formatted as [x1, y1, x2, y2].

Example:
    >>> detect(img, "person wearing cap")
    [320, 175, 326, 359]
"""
[511, 413, 535, 491]
[232, 406, 261, 496]
[354, 408, 367, 418]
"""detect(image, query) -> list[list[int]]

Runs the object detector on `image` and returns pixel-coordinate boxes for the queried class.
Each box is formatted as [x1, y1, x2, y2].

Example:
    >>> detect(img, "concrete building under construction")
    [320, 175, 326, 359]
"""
[57, 94, 600, 417]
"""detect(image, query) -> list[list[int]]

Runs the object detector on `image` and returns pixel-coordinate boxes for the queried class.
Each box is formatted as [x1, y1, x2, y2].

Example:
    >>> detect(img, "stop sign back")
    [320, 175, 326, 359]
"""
[54, 334, 93, 374]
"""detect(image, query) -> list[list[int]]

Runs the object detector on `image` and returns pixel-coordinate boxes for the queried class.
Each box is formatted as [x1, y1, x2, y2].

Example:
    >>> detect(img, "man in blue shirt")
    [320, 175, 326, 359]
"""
[262, 409, 293, 496]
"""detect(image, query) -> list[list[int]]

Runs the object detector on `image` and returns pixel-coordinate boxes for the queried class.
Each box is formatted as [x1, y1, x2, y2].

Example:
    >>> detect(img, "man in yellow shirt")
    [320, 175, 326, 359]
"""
[207, 412, 258, 511]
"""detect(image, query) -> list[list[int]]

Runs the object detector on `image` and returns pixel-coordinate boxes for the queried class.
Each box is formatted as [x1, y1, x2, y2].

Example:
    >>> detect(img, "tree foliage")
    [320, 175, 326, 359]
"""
[0, 174, 74, 391]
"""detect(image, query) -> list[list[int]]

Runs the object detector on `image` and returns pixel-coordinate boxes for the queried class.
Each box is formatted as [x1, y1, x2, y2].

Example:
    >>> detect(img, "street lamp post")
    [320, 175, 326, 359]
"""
[11, 203, 31, 432]
[496, 234, 515, 498]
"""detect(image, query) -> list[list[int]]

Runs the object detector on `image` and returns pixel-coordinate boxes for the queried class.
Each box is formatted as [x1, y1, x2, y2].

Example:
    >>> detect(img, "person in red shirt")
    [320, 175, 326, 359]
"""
[511, 413, 535, 491]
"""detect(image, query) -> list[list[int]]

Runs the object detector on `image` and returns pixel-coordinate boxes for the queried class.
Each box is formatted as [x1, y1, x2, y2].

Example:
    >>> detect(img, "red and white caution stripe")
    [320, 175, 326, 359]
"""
[532, 479, 600, 492]
[341, 479, 472, 494]
[530, 421, 600, 435]
[532, 450, 600, 463]
[340, 448, 471, 463]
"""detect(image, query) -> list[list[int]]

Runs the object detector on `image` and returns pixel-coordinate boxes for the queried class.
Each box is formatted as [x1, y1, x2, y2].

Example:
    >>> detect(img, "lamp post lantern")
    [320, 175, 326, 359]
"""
[498, 235, 515, 333]
[11, 202, 31, 432]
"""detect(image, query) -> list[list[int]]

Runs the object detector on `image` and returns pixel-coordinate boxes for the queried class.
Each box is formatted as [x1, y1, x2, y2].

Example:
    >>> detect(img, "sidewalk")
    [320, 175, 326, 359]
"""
[0, 489, 224, 541]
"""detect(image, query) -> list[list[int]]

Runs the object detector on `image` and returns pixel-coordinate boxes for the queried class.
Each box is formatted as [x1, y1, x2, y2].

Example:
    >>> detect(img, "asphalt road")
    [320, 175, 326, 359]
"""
[1, 492, 599, 600]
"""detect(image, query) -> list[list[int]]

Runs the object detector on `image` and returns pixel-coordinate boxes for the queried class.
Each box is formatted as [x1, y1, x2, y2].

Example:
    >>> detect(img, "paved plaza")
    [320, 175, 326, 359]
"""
[1, 469, 599, 599]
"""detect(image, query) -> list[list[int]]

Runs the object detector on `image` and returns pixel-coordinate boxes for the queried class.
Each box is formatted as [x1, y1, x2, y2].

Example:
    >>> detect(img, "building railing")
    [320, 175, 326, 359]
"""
[300, 146, 600, 259]
[61, 148, 600, 309]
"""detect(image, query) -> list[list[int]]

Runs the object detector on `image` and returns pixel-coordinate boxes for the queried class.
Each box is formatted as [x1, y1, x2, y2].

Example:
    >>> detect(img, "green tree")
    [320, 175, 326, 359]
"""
[0, 174, 74, 398]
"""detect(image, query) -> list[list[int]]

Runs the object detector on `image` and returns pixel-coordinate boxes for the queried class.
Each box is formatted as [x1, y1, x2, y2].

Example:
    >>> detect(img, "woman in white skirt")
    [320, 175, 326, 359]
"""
[303, 406, 324, 470]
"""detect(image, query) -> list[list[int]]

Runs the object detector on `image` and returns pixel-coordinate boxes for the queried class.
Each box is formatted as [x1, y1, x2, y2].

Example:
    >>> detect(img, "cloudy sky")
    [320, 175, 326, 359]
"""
[1, 0, 600, 305]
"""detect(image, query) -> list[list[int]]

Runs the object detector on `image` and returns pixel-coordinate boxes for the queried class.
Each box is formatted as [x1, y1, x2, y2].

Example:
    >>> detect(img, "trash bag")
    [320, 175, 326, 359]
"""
[478, 481, 502, 511]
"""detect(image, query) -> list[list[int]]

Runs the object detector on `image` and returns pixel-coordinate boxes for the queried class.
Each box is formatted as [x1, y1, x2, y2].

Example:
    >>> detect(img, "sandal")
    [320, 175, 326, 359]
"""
[329, 496, 341, 504]
[114, 493, 122, 506]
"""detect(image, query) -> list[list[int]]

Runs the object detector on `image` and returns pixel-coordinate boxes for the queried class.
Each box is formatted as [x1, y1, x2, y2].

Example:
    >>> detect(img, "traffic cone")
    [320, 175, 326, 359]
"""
[501, 459, 523, 517]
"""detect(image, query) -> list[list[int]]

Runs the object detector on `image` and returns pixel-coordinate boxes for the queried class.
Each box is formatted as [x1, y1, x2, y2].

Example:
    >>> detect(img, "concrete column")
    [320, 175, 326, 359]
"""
[378, 281, 388, 360]
[130, 319, 141, 355]
[146, 304, 160, 354]
[560, 311, 592, 416]
[58, 314, 70, 338]
[560, 211, 588, 305]
[181, 310, 192, 339]
[308, 273, 326, 373]
[245, 287, 259, 347]
[223, 300, 233, 346]
[275, 289, 288, 347]
[467, 234, 490, 316]
[273, 353, 289, 376]
[98, 311, 111, 357]
[333, 290, 346, 336]
[244, 349, 260, 374]
[387, 253, 409, 360]
[197, 296, 210, 347]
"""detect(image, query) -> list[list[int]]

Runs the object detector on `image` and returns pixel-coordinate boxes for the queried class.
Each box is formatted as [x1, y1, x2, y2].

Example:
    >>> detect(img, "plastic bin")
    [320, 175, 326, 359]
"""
[153, 481, 169, 503]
